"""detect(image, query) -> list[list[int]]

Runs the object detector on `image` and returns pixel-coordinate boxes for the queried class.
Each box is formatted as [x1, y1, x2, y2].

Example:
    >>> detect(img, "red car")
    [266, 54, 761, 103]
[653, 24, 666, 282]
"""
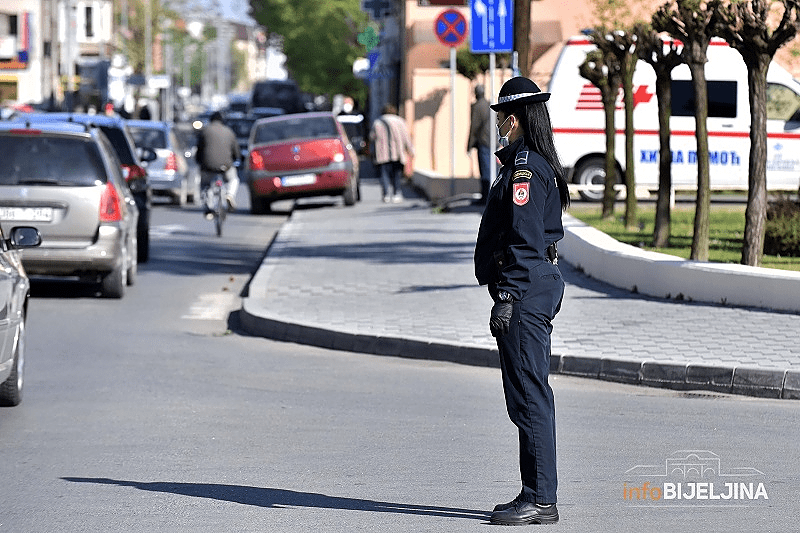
[246, 112, 360, 214]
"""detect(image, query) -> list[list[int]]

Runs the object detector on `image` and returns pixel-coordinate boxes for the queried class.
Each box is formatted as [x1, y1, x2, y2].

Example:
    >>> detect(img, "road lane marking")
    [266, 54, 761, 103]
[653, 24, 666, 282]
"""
[182, 292, 238, 320]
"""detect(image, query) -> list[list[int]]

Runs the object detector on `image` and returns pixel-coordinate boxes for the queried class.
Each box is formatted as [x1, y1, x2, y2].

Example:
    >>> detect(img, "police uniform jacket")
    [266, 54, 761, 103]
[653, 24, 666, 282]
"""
[474, 137, 564, 300]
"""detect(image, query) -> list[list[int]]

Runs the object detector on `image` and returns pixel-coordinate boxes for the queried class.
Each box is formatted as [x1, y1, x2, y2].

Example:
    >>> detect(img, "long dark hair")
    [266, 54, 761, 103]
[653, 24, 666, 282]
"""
[512, 102, 570, 210]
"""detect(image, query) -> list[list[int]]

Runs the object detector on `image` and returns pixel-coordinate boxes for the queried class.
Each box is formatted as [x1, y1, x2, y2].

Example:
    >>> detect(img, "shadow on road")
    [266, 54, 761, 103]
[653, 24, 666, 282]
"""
[60, 477, 491, 521]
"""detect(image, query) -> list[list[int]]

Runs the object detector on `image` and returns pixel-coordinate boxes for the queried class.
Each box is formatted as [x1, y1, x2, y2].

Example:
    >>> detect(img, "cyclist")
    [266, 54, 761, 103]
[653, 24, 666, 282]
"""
[196, 111, 240, 217]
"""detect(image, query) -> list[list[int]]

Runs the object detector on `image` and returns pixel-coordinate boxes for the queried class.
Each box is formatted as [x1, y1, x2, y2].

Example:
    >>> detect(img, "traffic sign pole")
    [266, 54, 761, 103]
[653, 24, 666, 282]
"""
[489, 52, 496, 186]
[434, 9, 468, 187]
[470, 0, 514, 190]
[450, 46, 456, 190]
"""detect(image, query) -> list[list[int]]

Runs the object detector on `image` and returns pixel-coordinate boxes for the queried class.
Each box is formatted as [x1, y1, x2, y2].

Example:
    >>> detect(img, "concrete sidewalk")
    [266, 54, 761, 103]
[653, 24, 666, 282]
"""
[241, 178, 800, 400]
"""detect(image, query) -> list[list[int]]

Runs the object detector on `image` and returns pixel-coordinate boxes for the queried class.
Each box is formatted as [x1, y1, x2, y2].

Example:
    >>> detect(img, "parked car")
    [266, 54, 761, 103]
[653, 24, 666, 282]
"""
[336, 113, 368, 156]
[0, 121, 139, 298]
[0, 223, 41, 406]
[16, 112, 155, 262]
[127, 119, 200, 205]
[246, 112, 360, 214]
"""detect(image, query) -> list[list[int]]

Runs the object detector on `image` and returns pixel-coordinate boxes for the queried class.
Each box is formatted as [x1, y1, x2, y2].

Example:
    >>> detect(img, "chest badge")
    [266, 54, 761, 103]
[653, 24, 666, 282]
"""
[513, 182, 530, 206]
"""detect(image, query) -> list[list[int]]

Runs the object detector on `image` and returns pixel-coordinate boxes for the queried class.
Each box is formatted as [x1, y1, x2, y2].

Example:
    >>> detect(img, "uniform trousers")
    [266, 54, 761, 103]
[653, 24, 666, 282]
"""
[495, 260, 565, 504]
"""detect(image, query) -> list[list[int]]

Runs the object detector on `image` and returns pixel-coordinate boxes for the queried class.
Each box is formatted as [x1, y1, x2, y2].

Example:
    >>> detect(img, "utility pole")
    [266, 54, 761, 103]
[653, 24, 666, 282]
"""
[64, 0, 77, 110]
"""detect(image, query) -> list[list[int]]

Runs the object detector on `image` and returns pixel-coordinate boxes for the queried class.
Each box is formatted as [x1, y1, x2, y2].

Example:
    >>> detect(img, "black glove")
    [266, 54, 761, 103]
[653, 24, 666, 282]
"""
[489, 300, 514, 337]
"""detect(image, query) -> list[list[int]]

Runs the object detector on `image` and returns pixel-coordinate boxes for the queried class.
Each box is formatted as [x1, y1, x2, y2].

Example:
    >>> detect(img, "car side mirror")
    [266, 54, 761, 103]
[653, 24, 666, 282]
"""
[8, 226, 42, 248]
[138, 146, 158, 163]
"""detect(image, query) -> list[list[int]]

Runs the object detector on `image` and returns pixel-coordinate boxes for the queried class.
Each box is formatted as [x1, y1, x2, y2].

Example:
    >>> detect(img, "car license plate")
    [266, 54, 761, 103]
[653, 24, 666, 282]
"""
[0, 207, 54, 222]
[281, 174, 316, 187]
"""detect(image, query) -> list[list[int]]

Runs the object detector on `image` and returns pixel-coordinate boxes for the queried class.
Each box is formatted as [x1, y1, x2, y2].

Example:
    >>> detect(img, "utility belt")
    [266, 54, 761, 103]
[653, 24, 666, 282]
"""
[492, 242, 558, 273]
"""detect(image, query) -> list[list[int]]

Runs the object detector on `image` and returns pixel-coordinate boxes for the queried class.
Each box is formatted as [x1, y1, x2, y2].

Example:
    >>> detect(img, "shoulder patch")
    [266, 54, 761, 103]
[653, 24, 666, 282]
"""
[515, 151, 529, 166]
[513, 182, 530, 206]
[512, 169, 533, 181]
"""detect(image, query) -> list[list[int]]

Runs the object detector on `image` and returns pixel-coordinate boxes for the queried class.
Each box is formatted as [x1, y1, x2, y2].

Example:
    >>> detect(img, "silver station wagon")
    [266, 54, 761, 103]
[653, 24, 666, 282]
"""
[0, 121, 139, 298]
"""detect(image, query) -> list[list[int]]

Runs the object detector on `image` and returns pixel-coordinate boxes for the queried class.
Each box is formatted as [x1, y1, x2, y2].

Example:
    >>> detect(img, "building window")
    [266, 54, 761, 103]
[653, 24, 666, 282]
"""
[85, 6, 94, 38]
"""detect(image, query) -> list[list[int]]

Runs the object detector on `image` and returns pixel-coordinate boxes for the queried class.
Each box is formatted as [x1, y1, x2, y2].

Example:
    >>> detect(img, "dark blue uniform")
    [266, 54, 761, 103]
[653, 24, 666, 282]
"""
[474, 137, 565, 505]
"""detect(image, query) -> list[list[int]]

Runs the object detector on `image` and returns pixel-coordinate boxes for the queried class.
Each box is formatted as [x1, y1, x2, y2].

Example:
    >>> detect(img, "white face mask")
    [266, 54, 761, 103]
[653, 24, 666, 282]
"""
[496, 115, 514, 148]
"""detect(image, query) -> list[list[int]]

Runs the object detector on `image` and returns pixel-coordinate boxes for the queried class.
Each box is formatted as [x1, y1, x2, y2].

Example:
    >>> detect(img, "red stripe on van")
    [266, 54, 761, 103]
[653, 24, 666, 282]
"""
[553, 127, 800, 140]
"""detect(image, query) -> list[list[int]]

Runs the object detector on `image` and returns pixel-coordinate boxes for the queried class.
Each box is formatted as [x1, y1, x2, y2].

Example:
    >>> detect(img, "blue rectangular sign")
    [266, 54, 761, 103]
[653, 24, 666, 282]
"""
[470, 0, 513, 53]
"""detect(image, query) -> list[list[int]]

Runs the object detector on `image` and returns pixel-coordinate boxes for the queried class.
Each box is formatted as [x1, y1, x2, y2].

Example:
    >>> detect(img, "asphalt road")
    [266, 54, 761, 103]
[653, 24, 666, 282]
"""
[0, 192, 798, 532]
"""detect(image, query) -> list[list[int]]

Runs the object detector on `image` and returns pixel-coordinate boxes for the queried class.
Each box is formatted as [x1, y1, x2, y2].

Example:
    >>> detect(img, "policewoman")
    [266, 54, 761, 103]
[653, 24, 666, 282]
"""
[474, 77, 570, 526]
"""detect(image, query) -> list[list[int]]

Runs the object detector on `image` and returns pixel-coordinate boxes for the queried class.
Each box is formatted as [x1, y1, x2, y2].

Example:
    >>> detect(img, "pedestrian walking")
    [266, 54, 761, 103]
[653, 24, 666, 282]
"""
[468, 84, 492, 204]
[369, 104, 414, 203]
[473, 76, 571, 526]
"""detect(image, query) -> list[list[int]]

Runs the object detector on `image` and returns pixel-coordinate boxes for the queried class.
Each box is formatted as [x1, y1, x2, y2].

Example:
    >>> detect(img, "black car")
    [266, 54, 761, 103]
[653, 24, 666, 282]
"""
[16, 112, 155, 262]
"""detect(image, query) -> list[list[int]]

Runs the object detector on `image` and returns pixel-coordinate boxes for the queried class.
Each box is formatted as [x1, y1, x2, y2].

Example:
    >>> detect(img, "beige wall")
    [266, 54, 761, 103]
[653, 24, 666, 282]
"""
[403, 0, 596, 178]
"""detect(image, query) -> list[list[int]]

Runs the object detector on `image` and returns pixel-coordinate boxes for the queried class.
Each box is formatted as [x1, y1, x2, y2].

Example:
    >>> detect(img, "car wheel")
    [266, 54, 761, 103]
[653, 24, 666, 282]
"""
[137, 229, 150, 263]
[343, 175, 357, 206]
[0, 317, 26, 407]
[251, 195, 272, 215]
[126, 251, 137, 287]
[574, 156, 621, 202]
[101, 264, 126, 299]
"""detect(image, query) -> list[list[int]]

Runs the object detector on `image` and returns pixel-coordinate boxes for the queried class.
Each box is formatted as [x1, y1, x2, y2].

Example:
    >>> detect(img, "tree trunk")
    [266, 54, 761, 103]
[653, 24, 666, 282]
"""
[653, 71, 673, 248]
[515, 0, 531, 77]
[623, 54, 637, 230]
[689, 61, 711, 261]
[602, 95, 617, 218]
[741, 57, 770, 266]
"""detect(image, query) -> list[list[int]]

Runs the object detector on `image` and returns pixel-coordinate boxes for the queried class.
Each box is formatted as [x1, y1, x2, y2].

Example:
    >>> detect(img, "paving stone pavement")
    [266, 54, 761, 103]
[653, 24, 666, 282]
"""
[241, 179, 800, 399]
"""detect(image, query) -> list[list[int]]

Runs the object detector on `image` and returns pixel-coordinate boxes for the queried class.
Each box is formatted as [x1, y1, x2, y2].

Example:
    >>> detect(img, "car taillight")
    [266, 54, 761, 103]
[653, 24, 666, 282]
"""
[165, 151, 178, 172]
[250, 150, 264, 171]
[99, 182, 123, 222]
[122, 163, 147, 183]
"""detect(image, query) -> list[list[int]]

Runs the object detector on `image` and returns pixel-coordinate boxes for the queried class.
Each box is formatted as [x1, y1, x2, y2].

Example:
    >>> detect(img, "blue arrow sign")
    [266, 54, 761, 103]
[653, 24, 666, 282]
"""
[470, 0, 513, 53]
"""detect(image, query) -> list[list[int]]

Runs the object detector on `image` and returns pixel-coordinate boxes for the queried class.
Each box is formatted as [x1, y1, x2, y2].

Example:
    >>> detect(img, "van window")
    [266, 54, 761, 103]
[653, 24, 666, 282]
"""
[671, 80, 737, 118]
[766, 83, 800, 121]
[250, 81, 302, 114]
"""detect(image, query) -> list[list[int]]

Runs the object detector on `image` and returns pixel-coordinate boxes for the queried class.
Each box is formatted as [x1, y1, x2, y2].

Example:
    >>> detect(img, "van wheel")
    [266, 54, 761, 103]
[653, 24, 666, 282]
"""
[574, 157, 621, 202]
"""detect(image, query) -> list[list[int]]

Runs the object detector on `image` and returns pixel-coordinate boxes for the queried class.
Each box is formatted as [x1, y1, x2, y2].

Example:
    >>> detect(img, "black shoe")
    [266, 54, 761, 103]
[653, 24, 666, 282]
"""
[493, 493, 523, 513]
[490, 501, 559, 526]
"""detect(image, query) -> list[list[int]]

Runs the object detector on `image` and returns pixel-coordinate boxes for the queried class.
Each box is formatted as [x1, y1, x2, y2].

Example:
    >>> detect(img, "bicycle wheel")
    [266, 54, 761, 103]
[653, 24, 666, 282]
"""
[214, 182, 224, 237]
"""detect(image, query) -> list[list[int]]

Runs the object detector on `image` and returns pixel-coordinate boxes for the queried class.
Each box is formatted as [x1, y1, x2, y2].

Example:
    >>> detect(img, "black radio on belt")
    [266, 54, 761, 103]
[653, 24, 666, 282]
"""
[546, 242, 558, 264]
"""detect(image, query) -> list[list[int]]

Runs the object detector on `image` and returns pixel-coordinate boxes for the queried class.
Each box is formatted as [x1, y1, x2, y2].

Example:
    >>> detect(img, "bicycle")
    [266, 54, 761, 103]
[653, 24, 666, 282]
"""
[201, 173, 227, 237]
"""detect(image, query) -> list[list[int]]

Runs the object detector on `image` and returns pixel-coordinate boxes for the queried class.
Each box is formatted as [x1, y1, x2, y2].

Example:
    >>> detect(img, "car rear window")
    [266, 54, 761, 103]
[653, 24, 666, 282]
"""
[129, 127, 167, 149]
[0, 135, 107, 186]
[253, 116, 338, 144]
[225, 118, 256, 140]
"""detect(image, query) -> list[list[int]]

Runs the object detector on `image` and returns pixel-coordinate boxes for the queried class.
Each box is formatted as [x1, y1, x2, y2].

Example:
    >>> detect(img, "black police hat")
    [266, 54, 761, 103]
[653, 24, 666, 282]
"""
[490, 76, 550, 112]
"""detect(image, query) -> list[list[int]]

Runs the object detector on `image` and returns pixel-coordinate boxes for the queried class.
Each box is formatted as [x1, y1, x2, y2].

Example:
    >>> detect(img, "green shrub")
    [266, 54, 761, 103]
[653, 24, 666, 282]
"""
[764, 197, 800, 256]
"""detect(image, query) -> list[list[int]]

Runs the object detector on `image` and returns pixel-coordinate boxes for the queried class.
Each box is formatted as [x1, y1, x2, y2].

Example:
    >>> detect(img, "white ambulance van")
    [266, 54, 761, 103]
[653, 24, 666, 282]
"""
[548, 35, 800, 200]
